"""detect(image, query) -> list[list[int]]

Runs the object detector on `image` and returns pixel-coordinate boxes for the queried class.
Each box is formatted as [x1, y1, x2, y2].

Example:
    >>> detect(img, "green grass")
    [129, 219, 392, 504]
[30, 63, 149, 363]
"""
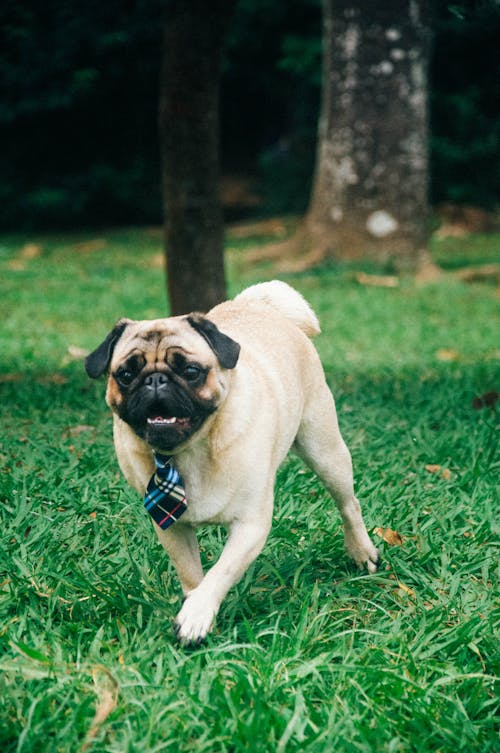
[0, 228, 498, 752]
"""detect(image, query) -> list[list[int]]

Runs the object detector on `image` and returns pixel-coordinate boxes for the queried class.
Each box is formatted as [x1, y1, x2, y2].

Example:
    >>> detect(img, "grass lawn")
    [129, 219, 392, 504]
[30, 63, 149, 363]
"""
[0, 227, 498, 752]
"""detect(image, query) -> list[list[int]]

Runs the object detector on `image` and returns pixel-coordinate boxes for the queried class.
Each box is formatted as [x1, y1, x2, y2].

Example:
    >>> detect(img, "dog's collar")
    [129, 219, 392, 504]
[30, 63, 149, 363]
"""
[144, 453, 187, 529]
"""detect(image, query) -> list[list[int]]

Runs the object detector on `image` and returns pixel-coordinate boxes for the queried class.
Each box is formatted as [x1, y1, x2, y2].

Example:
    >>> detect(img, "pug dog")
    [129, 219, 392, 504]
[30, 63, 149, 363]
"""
[85, 281, 379, 643]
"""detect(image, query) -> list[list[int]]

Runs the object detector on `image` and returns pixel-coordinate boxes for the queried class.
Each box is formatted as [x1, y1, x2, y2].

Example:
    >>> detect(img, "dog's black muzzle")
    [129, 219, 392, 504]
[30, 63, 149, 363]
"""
[119, 371, 214, 452]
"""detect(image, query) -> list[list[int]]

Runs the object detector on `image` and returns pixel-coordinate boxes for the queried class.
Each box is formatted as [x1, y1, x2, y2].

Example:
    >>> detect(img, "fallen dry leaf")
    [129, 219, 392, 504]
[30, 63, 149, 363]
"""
[20, 243, 42, 259]
[0, 373, 24, 383]
[37, 374, 68, 385]
[436, 348, 460, 362]
[374, 527, 403, 546]
[151, 252, 164, 268]
[426, 464, 452, 480]
[82, 666, 119, 751]
[73, 238, 107, 254]
[65, 424, 94, 437]
[6, 260, 26, 271]
[355, 272, 399, 288]
[397, 581, 416, 598]
[67, 345, 89, 360]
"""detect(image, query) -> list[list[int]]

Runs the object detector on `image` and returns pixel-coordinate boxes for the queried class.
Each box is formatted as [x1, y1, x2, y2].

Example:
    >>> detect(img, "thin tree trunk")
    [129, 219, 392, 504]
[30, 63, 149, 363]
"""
[302, 0, 432, 267]
[159, 0, 234, 315]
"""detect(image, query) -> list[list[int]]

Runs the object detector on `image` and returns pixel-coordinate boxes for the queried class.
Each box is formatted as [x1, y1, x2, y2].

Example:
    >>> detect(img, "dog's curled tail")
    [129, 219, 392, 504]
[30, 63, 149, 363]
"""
[234, 280, 320, 338]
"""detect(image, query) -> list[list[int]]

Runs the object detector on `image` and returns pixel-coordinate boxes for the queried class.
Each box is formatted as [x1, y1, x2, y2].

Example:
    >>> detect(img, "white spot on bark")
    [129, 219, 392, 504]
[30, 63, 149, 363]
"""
[333, 156, 358, 186]
[386, 28, 401, 42]
[344, 25, 359, 58]
[366, 211, 399, 238]
[336, 157, 359, 185]
[390, 48, 406, 61]
[372, 163, 386, 178]
[371, 61, 394, 75]
[402, 132, 427, 171]
[342, 24, 359, 94]
[322, 143, 359, 188]
[330, 206, 343, 222]
[409, 56, 427, 114]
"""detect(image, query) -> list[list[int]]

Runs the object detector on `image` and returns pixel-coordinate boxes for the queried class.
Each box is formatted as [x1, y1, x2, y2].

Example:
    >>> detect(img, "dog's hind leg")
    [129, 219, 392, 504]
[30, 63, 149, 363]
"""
[294, 383, 379, 573]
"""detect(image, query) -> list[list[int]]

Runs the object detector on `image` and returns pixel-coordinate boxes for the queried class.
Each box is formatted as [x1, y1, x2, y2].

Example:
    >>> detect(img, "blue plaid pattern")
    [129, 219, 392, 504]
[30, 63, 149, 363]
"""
[144, 454, 187, 529]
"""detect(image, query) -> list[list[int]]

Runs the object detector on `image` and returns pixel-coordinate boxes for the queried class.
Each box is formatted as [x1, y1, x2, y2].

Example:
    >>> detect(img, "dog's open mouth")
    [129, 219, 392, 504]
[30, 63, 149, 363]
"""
[144, 413, 196, 451]
[147, 415, 191, 428]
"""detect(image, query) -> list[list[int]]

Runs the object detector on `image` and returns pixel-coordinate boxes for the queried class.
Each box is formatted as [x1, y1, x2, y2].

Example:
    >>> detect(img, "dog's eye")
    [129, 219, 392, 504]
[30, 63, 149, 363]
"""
[115, 355, 145, 386]
[115, 367, 135, 385]
[182, 364, 203, 382]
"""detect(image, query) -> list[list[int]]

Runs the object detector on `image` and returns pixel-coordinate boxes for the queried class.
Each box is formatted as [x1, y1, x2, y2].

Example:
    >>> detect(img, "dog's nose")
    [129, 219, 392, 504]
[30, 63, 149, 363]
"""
[144, 372, 169, 391]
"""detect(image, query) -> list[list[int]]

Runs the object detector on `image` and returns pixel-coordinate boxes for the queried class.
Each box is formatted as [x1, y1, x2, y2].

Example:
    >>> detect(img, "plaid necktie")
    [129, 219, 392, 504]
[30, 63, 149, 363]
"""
[144, 454, 187, 530]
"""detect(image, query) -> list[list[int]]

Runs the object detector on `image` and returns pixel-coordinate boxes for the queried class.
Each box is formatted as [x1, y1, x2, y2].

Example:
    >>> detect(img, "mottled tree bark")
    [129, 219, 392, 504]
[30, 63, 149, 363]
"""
[159, 0, 235, 315]
[303, 0, 431, 266]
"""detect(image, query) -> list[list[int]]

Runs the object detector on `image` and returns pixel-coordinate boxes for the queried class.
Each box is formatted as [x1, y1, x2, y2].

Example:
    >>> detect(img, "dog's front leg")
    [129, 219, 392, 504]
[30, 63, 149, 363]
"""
[174, 515, 272, 644]
[155, 523, 204, 595]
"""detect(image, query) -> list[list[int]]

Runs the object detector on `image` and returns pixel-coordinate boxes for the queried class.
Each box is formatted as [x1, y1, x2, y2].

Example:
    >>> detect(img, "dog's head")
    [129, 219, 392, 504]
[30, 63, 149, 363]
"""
[85, 314, 240, 453]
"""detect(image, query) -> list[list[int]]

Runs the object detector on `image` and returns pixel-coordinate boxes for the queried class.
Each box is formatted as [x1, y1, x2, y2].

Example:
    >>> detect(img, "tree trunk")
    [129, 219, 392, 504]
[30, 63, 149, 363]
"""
[159, 0, 234, 315]
[302, 0, 431, 267]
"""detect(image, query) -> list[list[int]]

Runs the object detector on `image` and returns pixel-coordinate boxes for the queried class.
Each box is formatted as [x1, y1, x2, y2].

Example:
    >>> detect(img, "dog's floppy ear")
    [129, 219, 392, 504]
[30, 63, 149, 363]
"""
[187, 314, 240, 369]
[85, 319, 130, 378]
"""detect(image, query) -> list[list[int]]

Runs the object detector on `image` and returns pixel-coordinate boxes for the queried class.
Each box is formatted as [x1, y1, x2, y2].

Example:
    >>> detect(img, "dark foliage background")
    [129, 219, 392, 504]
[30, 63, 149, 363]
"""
[0, 0, 498, 230]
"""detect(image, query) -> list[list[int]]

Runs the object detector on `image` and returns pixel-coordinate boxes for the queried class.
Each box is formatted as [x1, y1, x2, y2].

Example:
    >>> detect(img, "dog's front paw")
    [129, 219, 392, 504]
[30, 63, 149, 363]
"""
[344, 529, 380, 573]
[174, 587, 218, 645]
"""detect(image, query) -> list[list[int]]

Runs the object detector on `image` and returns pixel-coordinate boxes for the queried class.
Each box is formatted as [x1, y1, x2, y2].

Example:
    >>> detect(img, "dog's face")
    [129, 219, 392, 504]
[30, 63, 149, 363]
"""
[85, 314, 240, 453]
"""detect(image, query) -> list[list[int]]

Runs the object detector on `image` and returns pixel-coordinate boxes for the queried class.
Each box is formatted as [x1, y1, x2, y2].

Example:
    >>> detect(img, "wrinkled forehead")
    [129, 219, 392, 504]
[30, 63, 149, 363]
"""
[113, 317, 214, 366]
